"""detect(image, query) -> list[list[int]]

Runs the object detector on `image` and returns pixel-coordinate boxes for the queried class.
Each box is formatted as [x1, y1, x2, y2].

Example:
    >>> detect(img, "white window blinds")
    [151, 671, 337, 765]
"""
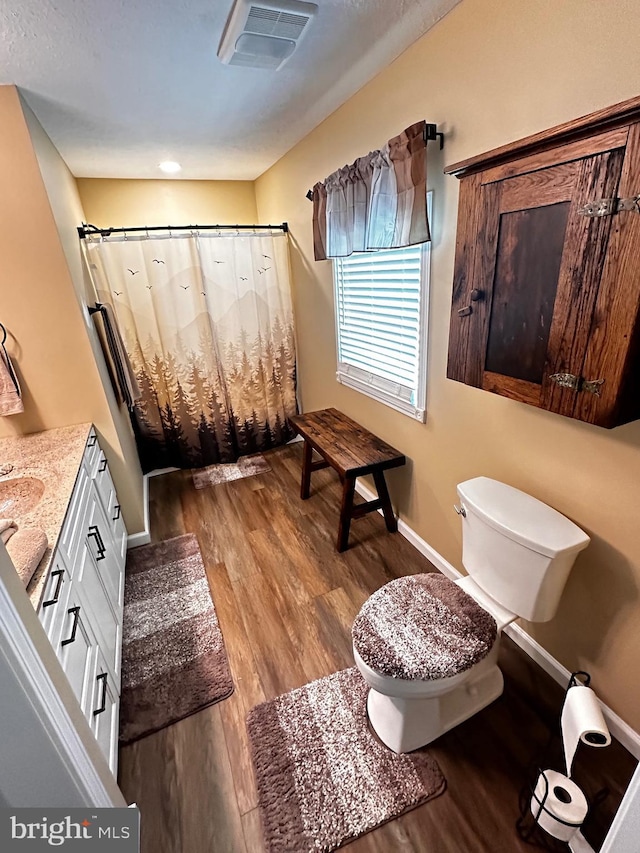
[333, 240, 429, 421]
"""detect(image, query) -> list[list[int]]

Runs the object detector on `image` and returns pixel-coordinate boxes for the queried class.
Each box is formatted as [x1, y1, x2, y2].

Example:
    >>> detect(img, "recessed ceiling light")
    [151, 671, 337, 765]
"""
[159, 161, 181, 174]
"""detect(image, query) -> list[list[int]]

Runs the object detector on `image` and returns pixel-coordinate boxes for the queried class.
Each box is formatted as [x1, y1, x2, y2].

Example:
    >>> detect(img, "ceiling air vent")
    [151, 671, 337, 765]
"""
[217, 0, 318, 70]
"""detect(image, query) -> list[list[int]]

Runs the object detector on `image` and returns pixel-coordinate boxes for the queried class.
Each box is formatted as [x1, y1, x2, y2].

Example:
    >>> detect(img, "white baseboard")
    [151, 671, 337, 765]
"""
[354, 480, 640, 759]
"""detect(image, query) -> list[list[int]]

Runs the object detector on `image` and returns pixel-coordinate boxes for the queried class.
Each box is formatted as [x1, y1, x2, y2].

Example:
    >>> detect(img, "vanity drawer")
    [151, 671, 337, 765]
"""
[83, 429, 101, 476]
[88, 649, 119, 775]
[57, 463, 91, 570]
[38, 549, 72, 643]
[92, 451, 115, 513]
[84, 485, 123, 617]
[107, 490, 127, 569]
[74, 539, 120, 682]
[54, 593, 99, 717]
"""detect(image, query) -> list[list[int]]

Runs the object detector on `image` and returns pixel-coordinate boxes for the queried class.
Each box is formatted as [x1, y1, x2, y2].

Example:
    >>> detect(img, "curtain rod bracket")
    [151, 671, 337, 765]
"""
[423, 123, 444, 150]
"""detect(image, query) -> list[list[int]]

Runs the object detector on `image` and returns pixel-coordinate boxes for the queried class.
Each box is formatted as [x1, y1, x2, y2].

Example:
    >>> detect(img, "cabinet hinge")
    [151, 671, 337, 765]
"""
[549, 373, 605, 396]
[578, 196, 640, 217]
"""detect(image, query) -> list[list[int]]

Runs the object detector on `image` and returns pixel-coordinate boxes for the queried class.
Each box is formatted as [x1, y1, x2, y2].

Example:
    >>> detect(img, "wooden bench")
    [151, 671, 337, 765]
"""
[288, 408, 406, 552]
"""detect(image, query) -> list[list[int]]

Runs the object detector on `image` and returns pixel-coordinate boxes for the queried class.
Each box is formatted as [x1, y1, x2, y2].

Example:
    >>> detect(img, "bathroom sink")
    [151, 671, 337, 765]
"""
[0, 477, 45, 516]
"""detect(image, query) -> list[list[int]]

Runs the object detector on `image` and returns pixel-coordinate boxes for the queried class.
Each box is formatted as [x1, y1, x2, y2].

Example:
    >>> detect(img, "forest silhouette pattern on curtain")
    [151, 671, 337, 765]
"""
[85, 231, 297, 473]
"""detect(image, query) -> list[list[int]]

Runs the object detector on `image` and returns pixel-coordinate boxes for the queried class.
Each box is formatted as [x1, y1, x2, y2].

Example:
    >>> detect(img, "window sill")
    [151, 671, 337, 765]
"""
[336, 371, 425, 423]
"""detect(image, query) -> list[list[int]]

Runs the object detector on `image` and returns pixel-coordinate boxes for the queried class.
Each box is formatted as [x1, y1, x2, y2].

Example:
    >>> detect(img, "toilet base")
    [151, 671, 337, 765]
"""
[366, 664, 505, 753]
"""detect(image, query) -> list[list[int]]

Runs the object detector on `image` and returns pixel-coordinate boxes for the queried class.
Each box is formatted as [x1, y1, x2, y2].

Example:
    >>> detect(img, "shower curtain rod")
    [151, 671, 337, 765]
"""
[77, 221, 289, 239]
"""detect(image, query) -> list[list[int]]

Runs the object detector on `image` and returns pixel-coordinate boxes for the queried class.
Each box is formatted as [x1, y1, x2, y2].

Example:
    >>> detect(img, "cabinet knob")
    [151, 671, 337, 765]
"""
[470, 289, 483, 302]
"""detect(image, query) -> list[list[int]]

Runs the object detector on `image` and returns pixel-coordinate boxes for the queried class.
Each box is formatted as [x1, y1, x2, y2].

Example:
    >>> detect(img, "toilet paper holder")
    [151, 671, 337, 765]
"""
[515, 671, 611, 849]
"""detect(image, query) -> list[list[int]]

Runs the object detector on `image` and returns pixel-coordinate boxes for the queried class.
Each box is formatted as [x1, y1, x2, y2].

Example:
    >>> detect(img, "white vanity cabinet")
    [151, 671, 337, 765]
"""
[37, 427, 127, 775]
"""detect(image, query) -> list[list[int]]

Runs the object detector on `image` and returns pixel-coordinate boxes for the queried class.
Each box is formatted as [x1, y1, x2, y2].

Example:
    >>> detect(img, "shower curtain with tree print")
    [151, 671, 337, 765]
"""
[84, 229, 297, 472]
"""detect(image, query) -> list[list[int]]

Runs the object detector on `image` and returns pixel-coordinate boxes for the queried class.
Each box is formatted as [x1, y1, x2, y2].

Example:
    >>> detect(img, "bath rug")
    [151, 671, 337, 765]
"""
[119, 533, 233, 744]
[247, 667, 446, 853]
[192, 454, 271, 489]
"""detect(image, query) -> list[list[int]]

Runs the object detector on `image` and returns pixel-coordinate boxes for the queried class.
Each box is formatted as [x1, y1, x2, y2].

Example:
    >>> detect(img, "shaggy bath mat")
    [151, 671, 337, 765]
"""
[119, 534, 233, 744]
[247, 667, 446, 853]
[192, 454, 271, 489]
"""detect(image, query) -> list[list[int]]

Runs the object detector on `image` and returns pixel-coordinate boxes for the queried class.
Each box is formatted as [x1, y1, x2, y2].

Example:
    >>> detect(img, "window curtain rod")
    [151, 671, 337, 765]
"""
[77, 221, 289, 239]
[304, 122, 444, 200]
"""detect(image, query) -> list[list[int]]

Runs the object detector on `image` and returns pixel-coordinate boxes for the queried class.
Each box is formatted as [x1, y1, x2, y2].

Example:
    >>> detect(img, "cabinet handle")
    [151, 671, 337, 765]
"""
[61, 606, 81, 645]
[86, 434, 97, 448]
[98, 456, 108, 473]
[88, 525, 106, 560]
[112, 504, 121, 521]
[93, 673, 108, 716]
[42, 569, 64, 607]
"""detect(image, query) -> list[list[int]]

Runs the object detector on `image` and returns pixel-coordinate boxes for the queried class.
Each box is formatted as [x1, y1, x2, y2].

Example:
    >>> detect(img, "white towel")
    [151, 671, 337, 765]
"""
[0, 347, 23, 416]
[6, 528, 48, 587]
[0, 518, 17, 545]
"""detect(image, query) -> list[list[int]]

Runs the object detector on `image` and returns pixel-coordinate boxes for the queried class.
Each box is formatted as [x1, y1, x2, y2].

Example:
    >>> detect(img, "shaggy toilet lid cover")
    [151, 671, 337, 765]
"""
[352, 574, 498, 681]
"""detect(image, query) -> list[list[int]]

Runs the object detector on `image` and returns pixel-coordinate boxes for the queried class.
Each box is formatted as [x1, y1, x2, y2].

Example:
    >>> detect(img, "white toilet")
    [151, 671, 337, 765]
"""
[352, 477, 590, 753]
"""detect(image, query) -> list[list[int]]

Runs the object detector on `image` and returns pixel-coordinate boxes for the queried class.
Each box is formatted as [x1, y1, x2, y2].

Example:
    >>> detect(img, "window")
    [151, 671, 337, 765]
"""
[333, 195, 431, 421]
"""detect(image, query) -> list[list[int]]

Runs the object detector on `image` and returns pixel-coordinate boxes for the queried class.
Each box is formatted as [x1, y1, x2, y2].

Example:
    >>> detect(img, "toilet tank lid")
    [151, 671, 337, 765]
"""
[457, 477, 590, 558]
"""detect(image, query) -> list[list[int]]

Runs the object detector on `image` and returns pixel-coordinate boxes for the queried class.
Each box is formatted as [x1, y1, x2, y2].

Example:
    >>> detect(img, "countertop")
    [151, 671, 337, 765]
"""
[0, 423, 93, 609]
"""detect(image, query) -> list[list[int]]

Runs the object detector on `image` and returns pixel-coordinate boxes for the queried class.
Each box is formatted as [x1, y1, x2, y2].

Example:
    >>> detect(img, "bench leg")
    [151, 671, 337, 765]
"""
[337, 476, 356, 552]
[373, 470, 398, 533]
[300, 439, 313, 499]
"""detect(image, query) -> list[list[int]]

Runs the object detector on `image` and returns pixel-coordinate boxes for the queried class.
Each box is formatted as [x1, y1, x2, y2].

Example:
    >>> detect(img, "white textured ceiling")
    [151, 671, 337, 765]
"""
[0, 0, 458, 180]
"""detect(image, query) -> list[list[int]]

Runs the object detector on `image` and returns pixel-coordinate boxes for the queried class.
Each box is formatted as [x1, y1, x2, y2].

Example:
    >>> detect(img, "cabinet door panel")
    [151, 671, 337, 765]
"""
[485, 202, 570, 384]
[75, 544, 120, 682]
[448, 172, 485, 385]
[541, 146, 625, 417]
[89, 652, 119, 775]
[56, 597, 97, 716]
[575, 122, 640, 426]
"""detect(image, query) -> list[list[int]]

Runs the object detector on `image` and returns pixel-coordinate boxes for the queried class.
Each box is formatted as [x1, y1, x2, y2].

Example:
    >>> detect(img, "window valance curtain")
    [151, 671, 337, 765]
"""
[312, 120, 430, 260]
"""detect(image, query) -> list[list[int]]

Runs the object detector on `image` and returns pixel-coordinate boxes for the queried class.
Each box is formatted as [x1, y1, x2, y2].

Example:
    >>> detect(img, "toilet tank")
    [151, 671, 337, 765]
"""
[457, 478, 590, 622]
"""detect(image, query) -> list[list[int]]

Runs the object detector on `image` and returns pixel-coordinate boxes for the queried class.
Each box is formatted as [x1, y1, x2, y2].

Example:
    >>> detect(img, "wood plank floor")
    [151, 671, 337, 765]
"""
[118, 444, 637, 853]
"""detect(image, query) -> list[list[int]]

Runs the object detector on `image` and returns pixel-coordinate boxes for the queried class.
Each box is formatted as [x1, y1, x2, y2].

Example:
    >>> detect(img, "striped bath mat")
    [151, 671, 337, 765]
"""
[247, 667, 446, 852]
[119, 533, 233, 744]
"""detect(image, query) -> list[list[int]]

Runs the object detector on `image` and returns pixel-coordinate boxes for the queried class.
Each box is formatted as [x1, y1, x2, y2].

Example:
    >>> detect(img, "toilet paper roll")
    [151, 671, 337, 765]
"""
[562, 685, 611, 777]
[530, 769, 589, 843]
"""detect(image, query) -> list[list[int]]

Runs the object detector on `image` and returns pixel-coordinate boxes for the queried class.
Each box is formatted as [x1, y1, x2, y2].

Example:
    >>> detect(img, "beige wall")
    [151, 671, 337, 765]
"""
[255, 0, 640, 730]
[77, 178, 257, 228]
[0, 86, 144, 533]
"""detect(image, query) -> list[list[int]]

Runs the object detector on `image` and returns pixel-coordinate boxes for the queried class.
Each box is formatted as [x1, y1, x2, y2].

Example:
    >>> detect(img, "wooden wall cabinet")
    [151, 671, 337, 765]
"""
[446, 96, 640, 428]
